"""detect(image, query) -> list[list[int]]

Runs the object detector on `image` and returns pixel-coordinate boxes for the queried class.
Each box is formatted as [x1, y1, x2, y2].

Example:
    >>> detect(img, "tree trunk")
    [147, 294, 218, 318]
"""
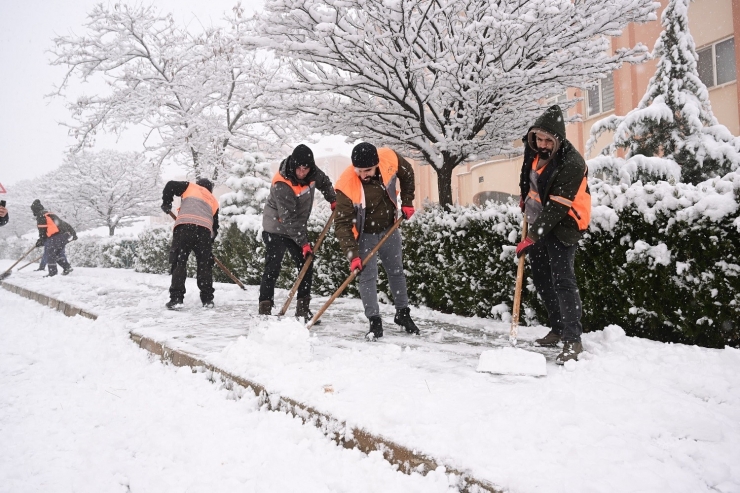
[109, 225, 116, 236]
[435, 161, 456, 208]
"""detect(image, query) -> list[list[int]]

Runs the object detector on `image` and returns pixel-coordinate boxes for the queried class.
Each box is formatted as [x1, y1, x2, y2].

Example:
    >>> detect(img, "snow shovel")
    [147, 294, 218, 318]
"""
[476, 217, 546, 377]
[306, 216, 404, 329]
[166, 210, 246, 290]
[18, 254, 43, 272]
[278, 209, 337, 316]
[0, 245, 38, 281]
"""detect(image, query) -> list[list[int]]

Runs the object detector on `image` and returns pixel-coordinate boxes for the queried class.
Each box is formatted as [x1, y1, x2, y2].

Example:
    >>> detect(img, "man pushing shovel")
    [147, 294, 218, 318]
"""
[258, 144, 337, 322]
[515, 105, 591, 365]
[333, 142, 419, 340]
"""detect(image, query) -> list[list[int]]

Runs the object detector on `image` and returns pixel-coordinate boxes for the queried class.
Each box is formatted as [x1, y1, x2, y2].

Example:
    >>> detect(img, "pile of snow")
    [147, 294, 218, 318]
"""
[219, 318, 313, 369]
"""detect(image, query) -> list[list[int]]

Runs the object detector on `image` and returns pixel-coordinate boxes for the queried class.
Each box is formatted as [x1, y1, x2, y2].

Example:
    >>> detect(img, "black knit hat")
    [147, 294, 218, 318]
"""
[351, 142, 379, 168]
[30, 199, 45, 216]
[291, 144, 315, 169]
[196, 178, 214, 192]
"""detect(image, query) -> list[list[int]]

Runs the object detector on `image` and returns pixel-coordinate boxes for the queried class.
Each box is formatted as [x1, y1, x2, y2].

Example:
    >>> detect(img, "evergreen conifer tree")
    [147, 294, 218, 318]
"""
[589, 0, 740, 184]
[219, 153, 272, 230]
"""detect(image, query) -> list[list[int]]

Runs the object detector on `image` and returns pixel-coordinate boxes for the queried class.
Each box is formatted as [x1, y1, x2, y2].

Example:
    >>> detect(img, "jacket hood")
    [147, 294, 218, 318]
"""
[529, 105, 566, 141]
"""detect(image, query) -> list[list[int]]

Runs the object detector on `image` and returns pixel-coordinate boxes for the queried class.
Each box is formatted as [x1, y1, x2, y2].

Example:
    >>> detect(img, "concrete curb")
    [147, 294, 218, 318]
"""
[1, 281, 98, 320]
[1, 281, 501, 492]
[130, 332, 502, 493]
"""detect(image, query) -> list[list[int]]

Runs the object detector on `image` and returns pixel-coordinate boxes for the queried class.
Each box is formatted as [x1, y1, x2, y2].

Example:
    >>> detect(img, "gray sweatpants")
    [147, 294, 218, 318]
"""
[358, 227, 409, 319]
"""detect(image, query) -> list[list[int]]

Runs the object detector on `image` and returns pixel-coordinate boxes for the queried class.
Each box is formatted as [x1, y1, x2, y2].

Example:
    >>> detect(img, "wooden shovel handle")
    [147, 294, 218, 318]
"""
[510, 218, 528, 341]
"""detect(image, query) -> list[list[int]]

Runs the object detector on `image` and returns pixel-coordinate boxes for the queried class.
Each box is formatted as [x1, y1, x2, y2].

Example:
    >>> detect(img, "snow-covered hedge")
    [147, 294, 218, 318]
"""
[66, 237, 138, 269]
[3, 173, 737, 348]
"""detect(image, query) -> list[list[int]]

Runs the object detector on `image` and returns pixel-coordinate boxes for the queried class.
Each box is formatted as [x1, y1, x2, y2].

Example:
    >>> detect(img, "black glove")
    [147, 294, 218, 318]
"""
[161, 203, 172, 214]
[71, 235, 78, 241]
[35, 238, 43, 247]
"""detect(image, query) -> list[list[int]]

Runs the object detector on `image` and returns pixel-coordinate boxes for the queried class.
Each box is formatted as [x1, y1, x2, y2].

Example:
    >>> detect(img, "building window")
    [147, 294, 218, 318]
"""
[478, 176, 484, 183]
[547, 91, 568, 105]
[697, 37, 737, 88]
[586, 72, 614, 118]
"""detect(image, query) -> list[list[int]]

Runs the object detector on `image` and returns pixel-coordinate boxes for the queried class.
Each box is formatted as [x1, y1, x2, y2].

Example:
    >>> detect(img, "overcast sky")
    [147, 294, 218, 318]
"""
[0, 0, 353, 189]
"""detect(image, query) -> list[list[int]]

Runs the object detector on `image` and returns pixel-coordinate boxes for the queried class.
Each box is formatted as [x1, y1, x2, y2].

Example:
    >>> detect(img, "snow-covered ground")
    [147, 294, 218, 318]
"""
[2, 261, 740, 492]
[0, 285, 454, 492]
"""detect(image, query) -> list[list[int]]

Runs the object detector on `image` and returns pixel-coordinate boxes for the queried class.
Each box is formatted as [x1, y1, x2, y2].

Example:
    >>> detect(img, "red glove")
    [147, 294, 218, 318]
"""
[330, 201, 336, 211]
[516, 237, 535, 258]
[350, 257, 363, 273]
[302, 243, 313, 259]
[401, 206, 415, 220]
[519, 196, 525, 212]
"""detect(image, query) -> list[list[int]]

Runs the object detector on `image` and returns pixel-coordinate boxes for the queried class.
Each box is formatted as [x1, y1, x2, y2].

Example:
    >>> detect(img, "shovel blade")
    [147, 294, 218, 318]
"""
[477, 347, 547, 377]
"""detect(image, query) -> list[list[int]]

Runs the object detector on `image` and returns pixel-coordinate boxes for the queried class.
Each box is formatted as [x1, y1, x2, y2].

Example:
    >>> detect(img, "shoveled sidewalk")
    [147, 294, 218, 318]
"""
[3, 264, 739, 493]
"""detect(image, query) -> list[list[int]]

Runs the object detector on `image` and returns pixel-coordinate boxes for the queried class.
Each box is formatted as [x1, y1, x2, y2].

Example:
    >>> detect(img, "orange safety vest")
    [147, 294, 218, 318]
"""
[38, 213, 60, 237]
[334, 148, 400, 239]
[528, 156, 591, 231]
[272, 173, 314, 198]
[174, 183, 220, 233]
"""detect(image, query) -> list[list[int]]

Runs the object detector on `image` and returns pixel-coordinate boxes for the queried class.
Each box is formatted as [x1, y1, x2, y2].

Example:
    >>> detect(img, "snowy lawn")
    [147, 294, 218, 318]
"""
[0, 288, 454, 492]
[2, 262, 740, 492]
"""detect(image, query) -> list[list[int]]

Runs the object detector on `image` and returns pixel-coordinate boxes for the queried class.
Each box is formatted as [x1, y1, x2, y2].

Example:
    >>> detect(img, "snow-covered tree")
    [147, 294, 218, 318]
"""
[50, 4, 284, 180]
[250, 0, 658, 206]
[588, 0, 740, 185]
[219, 152, 273, 232]
[41, 150, 161, 236]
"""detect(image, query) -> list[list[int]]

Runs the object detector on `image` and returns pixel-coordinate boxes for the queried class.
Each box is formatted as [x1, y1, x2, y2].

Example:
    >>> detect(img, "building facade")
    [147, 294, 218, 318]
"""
[448, 0, 739, 207]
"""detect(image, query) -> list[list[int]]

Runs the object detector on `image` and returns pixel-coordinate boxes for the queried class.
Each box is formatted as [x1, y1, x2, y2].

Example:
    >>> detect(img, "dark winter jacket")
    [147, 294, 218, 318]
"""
[163, 181, 220, 238]
[0, 211, 8, 227]
[262, 157, 336, 246]
[35, 212, 76, 241]
[519, 105, 587, 245]
[334, 150, 415, 260]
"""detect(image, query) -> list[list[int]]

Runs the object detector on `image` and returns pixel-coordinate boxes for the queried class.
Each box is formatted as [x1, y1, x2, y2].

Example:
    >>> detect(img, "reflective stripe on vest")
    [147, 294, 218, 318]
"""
[334, 148, 399, 239]
[174, 183, 220, 233]
[37, 213, 60, 237]
[271, 173, 314, 198]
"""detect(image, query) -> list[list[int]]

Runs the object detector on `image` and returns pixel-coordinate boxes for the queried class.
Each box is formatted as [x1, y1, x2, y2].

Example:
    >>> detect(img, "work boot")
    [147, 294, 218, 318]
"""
[61, 267, 74, 276]
[202, 301, 215, 309]
[34, 266, 45, 271]
[259, 300, 273, 316]
[535, 330, 561, 347]
[295, 297, 320, 325]
[556, 341, 583, 365]
[166, 299, 183, 310]
[366, 316, 383, 341]
[394, 307, 420, 335]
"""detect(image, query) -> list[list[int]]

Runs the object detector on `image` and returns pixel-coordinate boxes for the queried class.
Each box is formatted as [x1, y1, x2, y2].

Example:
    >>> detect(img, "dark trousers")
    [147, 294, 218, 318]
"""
[40, 239, 68, 270]
[169, 224, 214, 303]
[259, 231, 312, 302]
[529, 234, 583, 342]
[45, 234, 72, 276]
